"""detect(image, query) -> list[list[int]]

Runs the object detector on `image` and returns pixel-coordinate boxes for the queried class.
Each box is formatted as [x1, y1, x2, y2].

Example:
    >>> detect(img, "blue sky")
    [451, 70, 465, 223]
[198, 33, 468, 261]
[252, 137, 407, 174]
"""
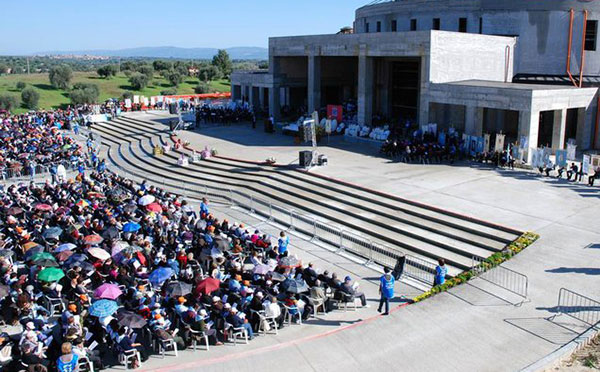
[0, 0, 368, 54]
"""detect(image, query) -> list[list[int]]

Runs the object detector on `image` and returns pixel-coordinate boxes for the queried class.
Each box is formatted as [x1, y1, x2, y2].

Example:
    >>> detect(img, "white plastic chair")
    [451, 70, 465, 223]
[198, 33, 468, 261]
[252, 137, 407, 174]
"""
[224, 322, 248, 345]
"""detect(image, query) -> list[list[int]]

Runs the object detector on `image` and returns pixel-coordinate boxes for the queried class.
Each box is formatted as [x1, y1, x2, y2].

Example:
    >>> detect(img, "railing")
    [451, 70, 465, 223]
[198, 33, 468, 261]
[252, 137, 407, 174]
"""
[556, 288, 600, 326]
[471, 256, 528, 299]
[106, 162, 438, 286]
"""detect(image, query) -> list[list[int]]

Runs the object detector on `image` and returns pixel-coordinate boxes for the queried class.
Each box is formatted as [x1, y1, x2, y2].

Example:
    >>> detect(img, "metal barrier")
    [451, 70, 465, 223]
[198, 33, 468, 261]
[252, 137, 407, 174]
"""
[105, 162, 443, 286]
[556, 288, 600, 326]
[471, 256, 528, 299]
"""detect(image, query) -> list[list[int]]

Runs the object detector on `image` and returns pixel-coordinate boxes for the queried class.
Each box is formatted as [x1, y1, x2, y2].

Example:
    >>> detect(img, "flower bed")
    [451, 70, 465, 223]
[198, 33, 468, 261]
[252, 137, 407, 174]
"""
[413, 232, 540, 303]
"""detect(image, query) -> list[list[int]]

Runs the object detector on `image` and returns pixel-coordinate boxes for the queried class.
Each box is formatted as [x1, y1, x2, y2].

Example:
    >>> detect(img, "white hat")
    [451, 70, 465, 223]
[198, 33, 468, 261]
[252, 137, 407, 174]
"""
[199, 309, 208, 317]
[212, 296, 220, 302]
[224, 303, 231, 309]
[230, 307, 238, 313]
[25, 322, 35, 330]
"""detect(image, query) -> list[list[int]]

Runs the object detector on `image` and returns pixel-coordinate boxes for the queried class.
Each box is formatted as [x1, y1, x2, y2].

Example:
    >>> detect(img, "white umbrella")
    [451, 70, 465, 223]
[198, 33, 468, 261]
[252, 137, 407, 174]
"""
[138, 195, 155, 206]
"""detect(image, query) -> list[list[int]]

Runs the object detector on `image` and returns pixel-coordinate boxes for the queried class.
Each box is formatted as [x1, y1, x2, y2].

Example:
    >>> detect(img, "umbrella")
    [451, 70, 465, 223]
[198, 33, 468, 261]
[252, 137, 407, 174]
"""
[23, 242, 41, 251]
[123, 204, 137, 214]
[33, 258, 59, 267]
[148, 267, 173, 286]
[31, 252, 55, 261]
[56, 243, 77, 252]
[208, 247, 223, 258]
[6, 207, 23, 215]
[122, 222, 141, 233]
[65, 253, 86, 264]
[195, 277, 221, 296]
[42, 227, 63, 240]
[102, 227, 119, 241]
[55, 250, 74, 262]
[0, 250, 14, 258]
[94, 283, 123, 300]
[116, 310, 147, 329]
[253, 264, 271, 275]
[89, 299, 119, 317]
[279, 256, 302, 268]
[34, 204, 52, 212]
[138, 195, 155, 206]
[269, 272, 286, 282]
[166, 281, 192, 297]
[83, 235, 103, 245]
[68, 260, 95, 273]
[214, 236, 231, 251]
[75, 199, 90, 208]
[0, 284, 9, 298]
[87, 248, 111, 261]
[24, 246, 44, 259]
[281, 278, 309, 294]
[38, 267, 65, 282]
[145, 203, 162, 213]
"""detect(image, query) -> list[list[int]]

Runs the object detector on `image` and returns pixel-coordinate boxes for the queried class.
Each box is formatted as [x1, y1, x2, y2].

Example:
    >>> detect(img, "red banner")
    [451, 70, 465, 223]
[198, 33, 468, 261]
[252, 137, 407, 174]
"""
[327, 105, 343, 122]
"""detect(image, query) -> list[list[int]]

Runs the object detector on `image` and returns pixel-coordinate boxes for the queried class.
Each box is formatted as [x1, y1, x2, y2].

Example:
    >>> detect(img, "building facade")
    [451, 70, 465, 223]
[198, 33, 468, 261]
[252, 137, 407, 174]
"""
[231, 0, 600, 156]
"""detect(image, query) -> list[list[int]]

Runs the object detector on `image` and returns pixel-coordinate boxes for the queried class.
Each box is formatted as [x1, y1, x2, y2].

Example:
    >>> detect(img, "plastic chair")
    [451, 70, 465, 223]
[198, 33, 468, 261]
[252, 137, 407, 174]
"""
[250, 309, 278, 335]
[188, 328, 210, 351]
[332, 291, 357, 312]
[77, 355, 94, 372]
[117, 348, 141, 369]
[42, 295, 65, 317]
[279, 302, 302, 325]
[224, 322, 248, 345]
[154, 332, 178, 358]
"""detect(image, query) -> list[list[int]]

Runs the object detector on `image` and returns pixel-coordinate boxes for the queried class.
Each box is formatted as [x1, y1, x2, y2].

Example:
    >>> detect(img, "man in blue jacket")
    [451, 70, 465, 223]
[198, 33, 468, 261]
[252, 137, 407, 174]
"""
[378, 267, 395, 315]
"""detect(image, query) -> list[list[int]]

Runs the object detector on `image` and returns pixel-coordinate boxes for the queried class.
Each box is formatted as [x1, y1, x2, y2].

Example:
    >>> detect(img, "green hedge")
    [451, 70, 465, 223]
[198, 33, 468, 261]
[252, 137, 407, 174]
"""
[413, 232, 539, 303]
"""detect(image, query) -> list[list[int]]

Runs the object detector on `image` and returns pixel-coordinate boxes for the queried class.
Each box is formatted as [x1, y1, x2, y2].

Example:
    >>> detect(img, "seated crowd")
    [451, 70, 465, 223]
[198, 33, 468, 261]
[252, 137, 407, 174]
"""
[0, 157, 367, 371]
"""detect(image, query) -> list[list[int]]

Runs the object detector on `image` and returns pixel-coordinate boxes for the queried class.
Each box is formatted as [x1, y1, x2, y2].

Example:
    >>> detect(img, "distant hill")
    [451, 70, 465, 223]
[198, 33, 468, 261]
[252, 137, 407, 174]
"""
[34, 46, 268, 60]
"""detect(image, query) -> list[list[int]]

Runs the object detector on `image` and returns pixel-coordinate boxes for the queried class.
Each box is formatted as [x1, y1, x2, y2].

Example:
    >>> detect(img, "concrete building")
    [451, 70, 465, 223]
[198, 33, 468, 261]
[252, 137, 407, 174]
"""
[231, 0, 600, 158]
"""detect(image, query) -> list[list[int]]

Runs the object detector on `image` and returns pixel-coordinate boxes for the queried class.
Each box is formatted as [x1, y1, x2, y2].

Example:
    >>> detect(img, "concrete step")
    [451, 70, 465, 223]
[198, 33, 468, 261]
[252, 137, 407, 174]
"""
[93, 120, 504, 273]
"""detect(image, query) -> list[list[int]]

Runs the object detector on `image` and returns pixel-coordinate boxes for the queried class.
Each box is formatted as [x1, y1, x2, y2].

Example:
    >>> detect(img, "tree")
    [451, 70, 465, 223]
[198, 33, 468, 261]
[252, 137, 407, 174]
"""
[153, 60, 172, 72]
[0, 95, 19, 111]
[258, 61, 269, 70]
[16, 81, 26, 90]
[198, 65, 221, 82]
[49, 64, 73, 89]
[212, 49, 232, 79]
[121, 91, 133, 101]
[0, 63, 8, 75]
[137, 65, 154, 80]
[194, 83, 211, 94]
[128, 72, 149, 91]
[21, 87, 40, 109]
[166, 70, 183, 87]
[69, 83, 99, 104]
[97, 65, 118, 78]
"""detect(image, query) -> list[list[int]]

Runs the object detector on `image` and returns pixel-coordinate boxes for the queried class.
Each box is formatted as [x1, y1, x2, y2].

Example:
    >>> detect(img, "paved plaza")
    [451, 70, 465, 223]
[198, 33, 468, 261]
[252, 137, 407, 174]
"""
[97, 111, 600, 372]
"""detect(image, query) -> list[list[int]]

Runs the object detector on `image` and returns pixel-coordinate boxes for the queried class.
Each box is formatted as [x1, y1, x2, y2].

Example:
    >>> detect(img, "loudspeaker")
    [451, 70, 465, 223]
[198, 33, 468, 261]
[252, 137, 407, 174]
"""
[299, 151, 313, 167]
[392, 256, 406, 280]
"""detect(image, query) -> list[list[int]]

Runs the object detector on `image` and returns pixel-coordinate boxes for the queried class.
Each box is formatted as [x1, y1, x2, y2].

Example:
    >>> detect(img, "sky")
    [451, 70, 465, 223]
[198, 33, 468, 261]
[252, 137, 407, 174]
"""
[0, 0, 369, 55]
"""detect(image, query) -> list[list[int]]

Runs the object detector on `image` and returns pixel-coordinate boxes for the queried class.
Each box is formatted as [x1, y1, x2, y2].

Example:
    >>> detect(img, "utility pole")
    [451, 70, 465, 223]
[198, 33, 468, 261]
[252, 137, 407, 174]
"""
[26, 57, 30, 75]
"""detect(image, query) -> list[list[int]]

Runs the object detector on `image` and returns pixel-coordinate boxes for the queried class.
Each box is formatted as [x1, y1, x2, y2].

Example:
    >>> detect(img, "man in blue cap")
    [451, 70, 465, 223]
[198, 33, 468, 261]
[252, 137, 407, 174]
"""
[378, 267, 395, 315]
[340, 276, 368, 307]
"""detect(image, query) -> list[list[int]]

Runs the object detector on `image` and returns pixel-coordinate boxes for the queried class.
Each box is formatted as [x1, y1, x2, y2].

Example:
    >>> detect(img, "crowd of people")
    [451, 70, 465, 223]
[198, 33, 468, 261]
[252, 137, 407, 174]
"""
[380, 131, 460, 164]
[0, 149, 370, 371]
[194, 104, 254, 127]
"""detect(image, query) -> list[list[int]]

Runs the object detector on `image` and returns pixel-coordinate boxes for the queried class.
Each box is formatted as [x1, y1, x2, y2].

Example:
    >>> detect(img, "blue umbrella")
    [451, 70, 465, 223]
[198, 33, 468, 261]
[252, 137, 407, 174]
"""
[149, 267, 173, 286]
[122, 222, 141, 233]
[56, 243, 77, 252]
[89, 299, 119, 317]
[42, 227, 63, 240]
[65, 253, 87, 265]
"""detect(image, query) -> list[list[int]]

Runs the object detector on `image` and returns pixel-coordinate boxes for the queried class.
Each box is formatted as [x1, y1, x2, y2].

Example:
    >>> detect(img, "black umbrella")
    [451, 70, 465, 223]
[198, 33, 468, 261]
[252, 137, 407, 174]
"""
[67, 260, 95, 273]
[24, 246, 44, 260]
[166, 281, 192, 297]
[116, 310, 147, 329]
[33, 258, 59, 267]
[102, 227, 119, 241]
[280, 278, 309, 294]
[269, 272, 286, 282]
[122, 203, 137, 214]
[214, 236, 230, 252]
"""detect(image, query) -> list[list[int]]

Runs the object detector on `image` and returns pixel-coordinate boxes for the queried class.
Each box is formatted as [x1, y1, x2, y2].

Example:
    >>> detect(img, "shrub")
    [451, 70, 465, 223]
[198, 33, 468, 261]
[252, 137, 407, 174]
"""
[166, 70, 183, 87]
[194, 83, 211, 94]
[97, 65, 118, 78]
[70, 83, 100, 104]
[49, 64, 73, 90]
[121, 91, 133, 100]
[138, 65, 154, 80]
[128, 72, 149, 91]
[160, 89, 177, 96]
[16, 81, 26, 90]
[21, 87, 40, 109]
[0, 95, 19, 111]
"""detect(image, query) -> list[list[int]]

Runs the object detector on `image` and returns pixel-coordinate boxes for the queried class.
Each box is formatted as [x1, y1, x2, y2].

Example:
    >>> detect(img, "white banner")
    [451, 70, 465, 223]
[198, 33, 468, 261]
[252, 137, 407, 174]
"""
[567, 143, 577, 161]
[495, 134, 506, 152]
[124, 99, 132, 108]
[133, 95, 140, 104]
[583, 154, 591, 174]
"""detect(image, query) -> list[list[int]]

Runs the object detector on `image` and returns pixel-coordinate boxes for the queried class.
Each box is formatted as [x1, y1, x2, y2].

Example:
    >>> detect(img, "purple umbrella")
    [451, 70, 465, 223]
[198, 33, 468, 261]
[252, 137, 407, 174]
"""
[94, 283, 123, 300]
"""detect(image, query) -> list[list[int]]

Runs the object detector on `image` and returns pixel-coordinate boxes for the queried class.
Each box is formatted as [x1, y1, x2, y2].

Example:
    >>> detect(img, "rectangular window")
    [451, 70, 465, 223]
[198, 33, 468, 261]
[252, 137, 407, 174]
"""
[377, 21, 381, 32]
[391, 20, 397, 32]
[459, 18, 468, 32]
[432, 18, 440, 30]
[585, 20, 598, 51]
[366, 22, 370, 33]
[410, 19, 417, 31]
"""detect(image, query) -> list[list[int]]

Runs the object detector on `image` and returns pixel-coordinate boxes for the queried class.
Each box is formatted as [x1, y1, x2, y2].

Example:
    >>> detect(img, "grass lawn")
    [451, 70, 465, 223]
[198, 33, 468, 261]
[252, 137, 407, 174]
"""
[0, 72, 231, 113]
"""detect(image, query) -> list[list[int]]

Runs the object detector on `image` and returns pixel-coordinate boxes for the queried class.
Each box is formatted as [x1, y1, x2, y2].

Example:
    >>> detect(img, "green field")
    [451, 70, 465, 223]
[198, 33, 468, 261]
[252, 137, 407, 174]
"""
[0, 72, 231, 113]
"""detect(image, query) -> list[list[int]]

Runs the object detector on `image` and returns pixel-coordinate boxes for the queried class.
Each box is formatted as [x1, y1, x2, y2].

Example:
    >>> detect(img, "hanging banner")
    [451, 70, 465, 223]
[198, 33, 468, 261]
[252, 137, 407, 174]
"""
[133, 95, 140, 104]
[519, 136, 529, 149]
[582, 154, 591, 174]
[542, 148, 551, 167]
[510, 144, 519, 159]
[531, 148, 542, 168]
[592, 155, 600, 168]
[150, 97, 156, 106]
[327, 105, 343, 122]
[555, 149, 568, 167]
[476, 137, 485, 153]
[438, 132, 446, 146]
[462, 134, 469, 152]
[124, 99, 132, 108]
[483, 134, 491, 153]
[495, 134, 506, 152]
[566, 143, 577, 161]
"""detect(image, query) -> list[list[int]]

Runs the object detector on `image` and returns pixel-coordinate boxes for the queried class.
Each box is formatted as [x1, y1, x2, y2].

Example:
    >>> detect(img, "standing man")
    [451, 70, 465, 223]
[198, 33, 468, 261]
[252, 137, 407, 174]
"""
[378, 268, 395, 315]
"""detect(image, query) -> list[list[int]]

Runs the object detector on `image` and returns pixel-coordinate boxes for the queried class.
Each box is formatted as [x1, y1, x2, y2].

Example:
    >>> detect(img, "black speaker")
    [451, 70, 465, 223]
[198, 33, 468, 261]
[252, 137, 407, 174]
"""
[392, 256, 406, 280]
[169, 103, 178, 114]
[299, 151, 313, 167]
